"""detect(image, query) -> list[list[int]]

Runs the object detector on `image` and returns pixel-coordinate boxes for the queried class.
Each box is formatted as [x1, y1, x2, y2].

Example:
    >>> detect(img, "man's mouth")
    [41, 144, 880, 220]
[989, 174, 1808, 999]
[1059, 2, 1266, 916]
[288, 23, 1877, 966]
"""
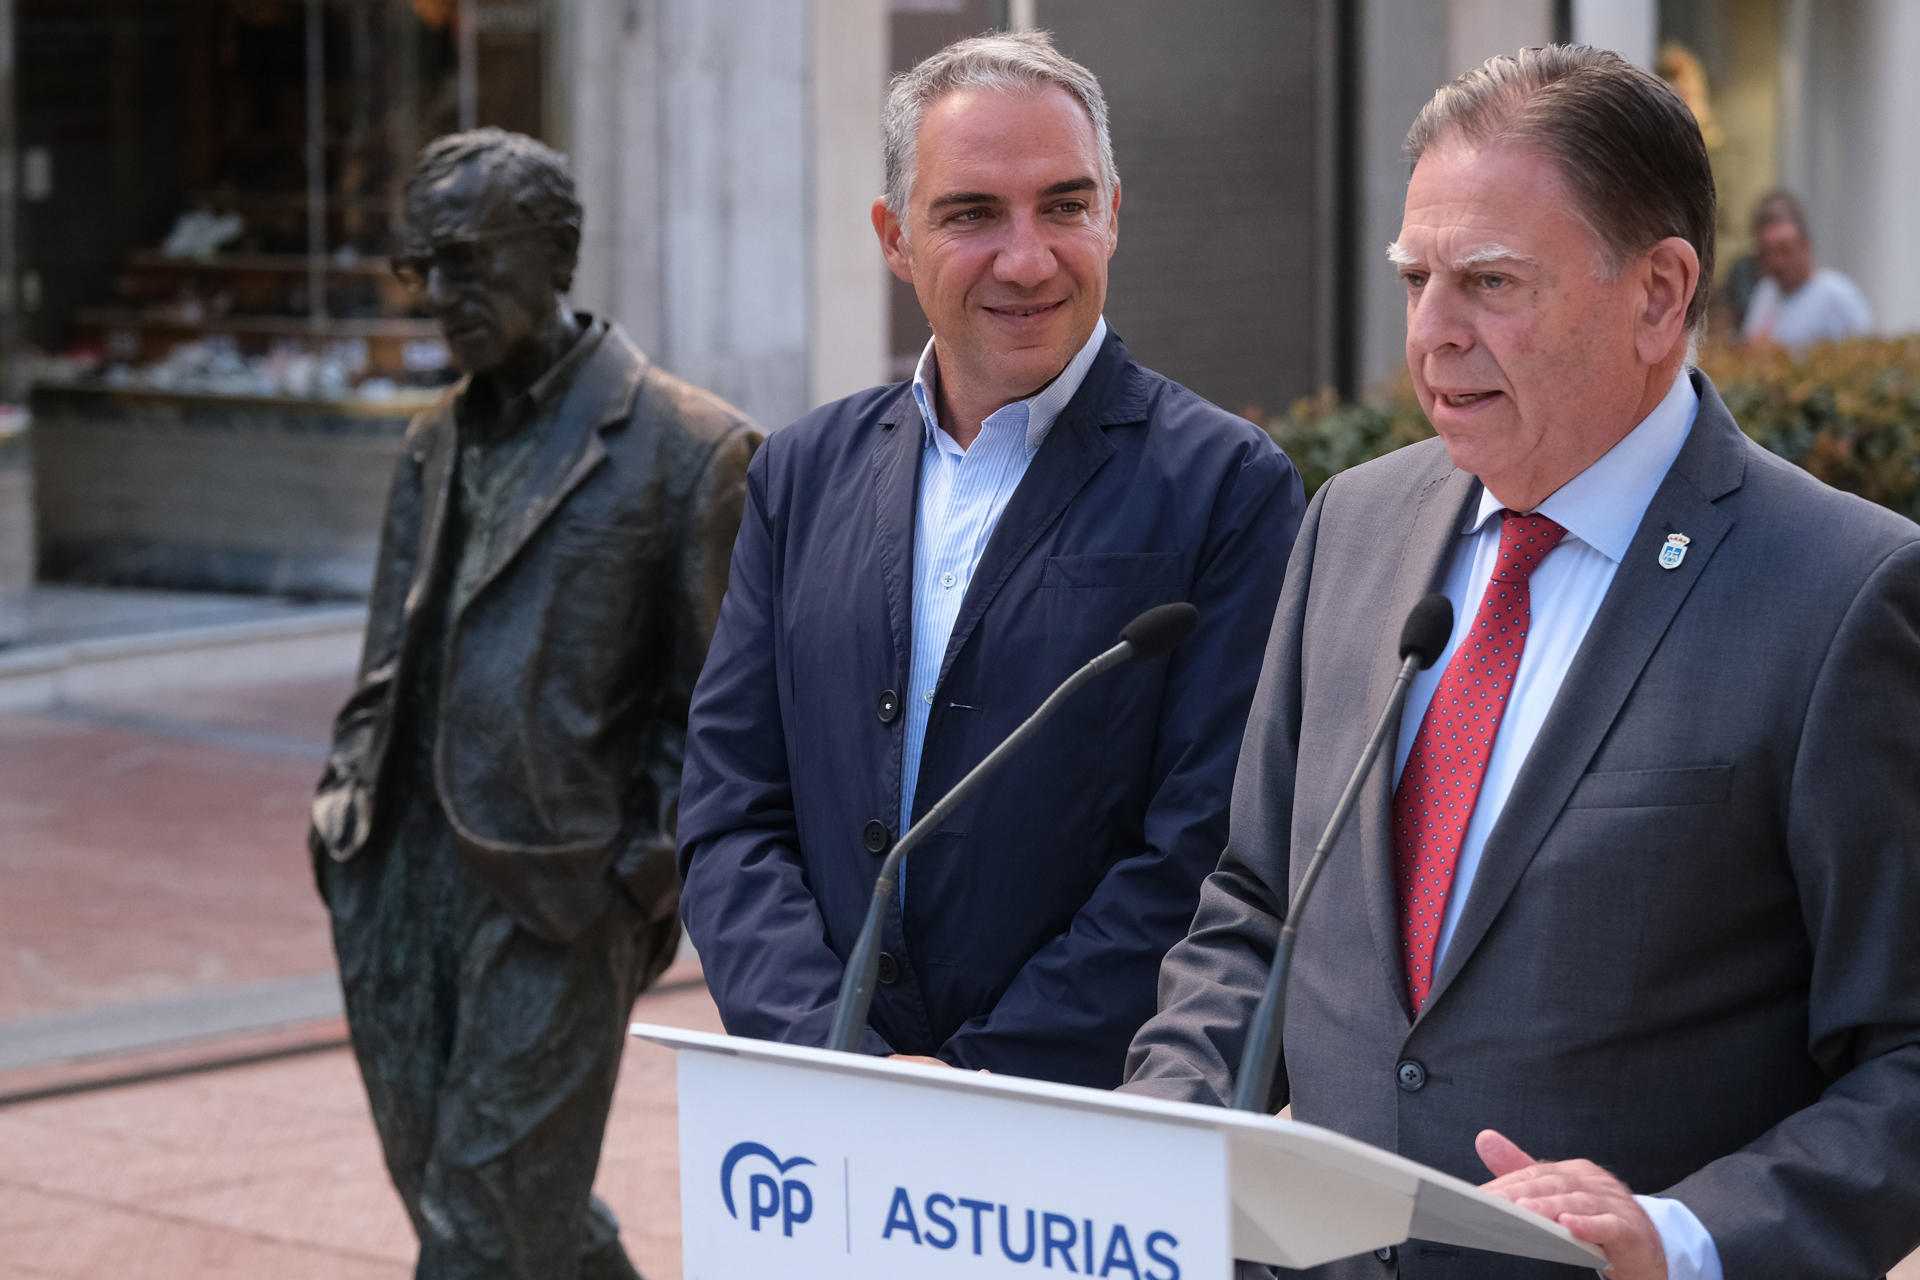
[1437, 390, 1500, 408]
[985, 301, 1065, 320]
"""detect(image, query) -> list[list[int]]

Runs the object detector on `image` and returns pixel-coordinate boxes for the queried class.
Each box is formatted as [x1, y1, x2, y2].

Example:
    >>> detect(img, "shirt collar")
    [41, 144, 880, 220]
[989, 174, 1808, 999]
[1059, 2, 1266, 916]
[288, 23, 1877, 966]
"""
[1464, 370, 1699, 563]
[911, 316, 1109, 456]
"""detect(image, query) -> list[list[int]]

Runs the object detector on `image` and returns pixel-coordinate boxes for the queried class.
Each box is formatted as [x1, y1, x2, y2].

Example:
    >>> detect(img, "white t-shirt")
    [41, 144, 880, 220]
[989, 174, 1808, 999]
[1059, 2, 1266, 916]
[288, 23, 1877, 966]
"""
[1742, 267, 1872, 350]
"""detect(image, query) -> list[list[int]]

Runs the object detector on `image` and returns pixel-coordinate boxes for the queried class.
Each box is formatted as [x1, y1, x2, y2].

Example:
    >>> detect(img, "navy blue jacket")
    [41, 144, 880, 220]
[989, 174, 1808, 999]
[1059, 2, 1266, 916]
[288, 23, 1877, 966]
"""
[677, 332, 1304, 1087]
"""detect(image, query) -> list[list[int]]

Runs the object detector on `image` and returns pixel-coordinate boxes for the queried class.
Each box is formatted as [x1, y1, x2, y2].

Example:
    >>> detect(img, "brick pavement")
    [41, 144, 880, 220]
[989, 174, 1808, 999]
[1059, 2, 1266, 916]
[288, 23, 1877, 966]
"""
[0, 675, 347, 1024]
[0, 661, 719, 1277]
[0, 968, 718, 1280]
[0, 665, 1913, 1278]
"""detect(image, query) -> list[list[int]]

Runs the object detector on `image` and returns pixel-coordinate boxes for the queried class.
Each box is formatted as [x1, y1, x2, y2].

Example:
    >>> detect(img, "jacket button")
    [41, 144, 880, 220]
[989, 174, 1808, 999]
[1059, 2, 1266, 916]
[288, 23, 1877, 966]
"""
[1395, 1059, 1427, 1092]
[862, 820, 891, 854]
[876, 689, 900, 723]
[1374, 1245, 1396, 1263]
[876, 952, 899, 985]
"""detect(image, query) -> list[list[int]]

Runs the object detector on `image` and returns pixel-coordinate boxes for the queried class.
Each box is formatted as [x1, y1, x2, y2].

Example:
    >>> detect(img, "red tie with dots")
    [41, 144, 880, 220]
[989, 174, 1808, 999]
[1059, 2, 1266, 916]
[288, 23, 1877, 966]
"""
[1393, 510, 1566, 1013]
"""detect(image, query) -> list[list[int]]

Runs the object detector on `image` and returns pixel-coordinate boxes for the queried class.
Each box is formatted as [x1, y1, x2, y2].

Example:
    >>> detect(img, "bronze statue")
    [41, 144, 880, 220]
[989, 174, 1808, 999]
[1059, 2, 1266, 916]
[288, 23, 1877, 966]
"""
[309, 128, 759, 1280]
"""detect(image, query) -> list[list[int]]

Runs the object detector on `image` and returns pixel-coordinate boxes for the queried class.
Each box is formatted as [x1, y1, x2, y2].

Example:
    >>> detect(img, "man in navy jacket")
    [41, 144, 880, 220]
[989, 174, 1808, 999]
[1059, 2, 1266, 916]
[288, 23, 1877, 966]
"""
[676, 30, 1303, 1088]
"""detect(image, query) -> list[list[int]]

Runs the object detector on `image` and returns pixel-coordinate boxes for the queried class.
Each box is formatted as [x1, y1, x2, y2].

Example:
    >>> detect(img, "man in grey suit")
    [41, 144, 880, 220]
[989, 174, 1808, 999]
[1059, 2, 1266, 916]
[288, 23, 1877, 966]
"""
[1125, 45, 1920, 1280]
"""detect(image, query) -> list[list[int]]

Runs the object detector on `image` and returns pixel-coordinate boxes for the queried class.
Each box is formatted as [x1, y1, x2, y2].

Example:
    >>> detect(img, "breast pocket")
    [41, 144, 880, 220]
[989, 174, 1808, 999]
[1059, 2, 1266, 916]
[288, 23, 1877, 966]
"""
[538, 519, 664, 679]
[1565, 765, 1733, 809]
[1040, 551, 1183, 591]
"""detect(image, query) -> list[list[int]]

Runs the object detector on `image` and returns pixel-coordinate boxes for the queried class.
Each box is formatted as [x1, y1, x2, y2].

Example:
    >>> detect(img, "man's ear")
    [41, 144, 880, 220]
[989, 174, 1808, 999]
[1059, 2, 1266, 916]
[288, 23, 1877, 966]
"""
[1104, 181, 1122, 259]
[1636, 236, 1699, 364]
[873, 196, 915, 285]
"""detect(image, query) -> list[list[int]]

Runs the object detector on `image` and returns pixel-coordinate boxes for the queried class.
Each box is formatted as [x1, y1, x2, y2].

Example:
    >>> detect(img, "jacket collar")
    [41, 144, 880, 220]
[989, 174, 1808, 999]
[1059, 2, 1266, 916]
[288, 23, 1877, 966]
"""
[869, 327, 1147, 710]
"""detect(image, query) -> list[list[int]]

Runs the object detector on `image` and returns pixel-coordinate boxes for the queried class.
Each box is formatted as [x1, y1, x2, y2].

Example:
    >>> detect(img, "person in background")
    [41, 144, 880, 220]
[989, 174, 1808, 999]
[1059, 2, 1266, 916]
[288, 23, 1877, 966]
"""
[1741, 188, 1871, 350]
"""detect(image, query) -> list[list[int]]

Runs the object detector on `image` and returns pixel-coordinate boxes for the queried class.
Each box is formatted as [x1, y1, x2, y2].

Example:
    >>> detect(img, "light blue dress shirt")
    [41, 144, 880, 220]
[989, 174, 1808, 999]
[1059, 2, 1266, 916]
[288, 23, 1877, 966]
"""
[1391, 370, 1722, 1280]
[898, 317, 1109, 839]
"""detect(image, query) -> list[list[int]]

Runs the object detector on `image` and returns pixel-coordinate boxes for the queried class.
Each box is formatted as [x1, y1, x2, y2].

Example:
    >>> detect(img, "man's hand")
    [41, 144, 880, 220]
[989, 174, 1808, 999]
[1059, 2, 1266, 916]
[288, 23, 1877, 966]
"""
[888, 1054, 951, 1067]
[1476, 1129, 1667, 1280]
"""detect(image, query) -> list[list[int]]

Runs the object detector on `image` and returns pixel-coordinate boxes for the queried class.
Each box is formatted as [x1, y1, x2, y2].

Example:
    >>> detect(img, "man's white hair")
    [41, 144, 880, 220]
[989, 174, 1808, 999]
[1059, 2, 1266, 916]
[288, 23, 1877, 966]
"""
[881, 29, 1118, 225]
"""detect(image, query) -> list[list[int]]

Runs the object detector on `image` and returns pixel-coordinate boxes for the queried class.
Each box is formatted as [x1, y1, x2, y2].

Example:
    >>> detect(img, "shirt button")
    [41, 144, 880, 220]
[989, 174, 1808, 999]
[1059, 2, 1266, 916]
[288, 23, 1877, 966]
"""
[923, 690, 934, 704]
[877, 952, 900, 985]
[876, 690, 900, 724]
[1395, 1060, 1427, 1092]
[1374, 1245, 1396, 1263]
[940, 571, 957, 589]
[862, 820, 891, 854]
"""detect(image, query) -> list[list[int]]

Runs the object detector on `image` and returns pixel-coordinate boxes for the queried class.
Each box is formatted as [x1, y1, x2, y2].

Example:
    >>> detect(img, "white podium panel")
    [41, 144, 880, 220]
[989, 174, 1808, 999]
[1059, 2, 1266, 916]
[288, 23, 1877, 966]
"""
[639, 1024, 1606, 1278]
[675, 1042, 1230, 1278]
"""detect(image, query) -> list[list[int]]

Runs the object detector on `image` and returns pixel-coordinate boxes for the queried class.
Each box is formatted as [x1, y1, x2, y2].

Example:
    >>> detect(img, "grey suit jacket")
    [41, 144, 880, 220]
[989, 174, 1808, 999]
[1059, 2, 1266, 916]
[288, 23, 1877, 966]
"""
[1125, 373, 1920, 1279]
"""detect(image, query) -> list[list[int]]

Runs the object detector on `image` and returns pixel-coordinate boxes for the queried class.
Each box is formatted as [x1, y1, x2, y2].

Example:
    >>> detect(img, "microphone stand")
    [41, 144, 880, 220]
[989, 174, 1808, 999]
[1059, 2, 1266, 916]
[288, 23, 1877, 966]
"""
[826, 602, 1196, 1055]
[1231, 595, 1451, 1112]
[825, 639, 1137, 1054]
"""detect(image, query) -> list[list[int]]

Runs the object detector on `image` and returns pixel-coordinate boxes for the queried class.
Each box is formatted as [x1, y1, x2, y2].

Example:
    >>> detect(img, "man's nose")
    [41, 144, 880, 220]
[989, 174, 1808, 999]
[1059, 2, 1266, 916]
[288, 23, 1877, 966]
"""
[1406, 281, 1472, 355]
[993, 215, 1058, 288]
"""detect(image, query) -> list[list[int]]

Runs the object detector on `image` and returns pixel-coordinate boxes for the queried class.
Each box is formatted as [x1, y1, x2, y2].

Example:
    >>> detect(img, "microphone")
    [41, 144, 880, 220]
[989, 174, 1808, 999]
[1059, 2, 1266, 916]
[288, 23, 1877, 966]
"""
[1230, 593, 1453, 1112]
[825, 601, 1201, 1054]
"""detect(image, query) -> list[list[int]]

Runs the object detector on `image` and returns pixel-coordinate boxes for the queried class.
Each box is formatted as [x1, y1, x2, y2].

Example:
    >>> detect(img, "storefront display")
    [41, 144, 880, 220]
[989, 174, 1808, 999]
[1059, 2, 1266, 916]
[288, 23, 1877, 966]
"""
[11, 0, 554, 595]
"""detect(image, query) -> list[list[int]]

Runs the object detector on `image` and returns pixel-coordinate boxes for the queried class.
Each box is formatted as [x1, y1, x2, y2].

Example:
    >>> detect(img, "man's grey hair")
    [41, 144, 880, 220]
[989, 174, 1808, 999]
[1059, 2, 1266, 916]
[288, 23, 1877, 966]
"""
[404, 127, 582, 292]
[1404, 44, 1716, 341]
[881, 29, 1117, 223]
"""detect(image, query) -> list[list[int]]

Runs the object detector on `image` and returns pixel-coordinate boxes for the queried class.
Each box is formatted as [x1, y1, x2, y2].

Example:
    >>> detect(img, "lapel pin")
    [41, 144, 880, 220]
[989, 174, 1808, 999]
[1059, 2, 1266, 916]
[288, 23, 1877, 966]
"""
[1658, 532, 1690, 570]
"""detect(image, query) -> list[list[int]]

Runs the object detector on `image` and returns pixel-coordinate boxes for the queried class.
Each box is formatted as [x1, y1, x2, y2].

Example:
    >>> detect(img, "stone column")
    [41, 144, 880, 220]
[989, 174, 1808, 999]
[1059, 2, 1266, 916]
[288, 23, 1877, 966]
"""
[0, 0, 29, 646]
[1355, 0, 1449, 389]
[1571, 0, 1657, 68]
[1778, 0, 1920, 336]
[809, 0, 887, 409]
[0, 420, 30, 647]
[567, 0, 887, 431]
[1447, 0, 1550, 77]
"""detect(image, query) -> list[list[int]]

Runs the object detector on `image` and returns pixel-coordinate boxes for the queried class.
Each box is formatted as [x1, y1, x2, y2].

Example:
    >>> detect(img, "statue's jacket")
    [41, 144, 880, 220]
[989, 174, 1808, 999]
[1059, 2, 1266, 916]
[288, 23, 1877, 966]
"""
[311, 316, 760, 947]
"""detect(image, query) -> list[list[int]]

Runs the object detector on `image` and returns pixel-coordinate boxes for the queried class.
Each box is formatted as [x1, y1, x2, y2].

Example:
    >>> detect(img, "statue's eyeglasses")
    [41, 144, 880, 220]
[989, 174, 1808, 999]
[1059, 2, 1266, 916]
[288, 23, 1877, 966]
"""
[391, 225, 547, 291]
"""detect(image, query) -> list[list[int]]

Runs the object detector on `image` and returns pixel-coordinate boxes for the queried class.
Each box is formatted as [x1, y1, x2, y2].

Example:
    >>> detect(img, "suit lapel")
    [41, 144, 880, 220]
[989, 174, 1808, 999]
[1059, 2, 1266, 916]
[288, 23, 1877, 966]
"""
[1423, 374, 1748, 1013]
[402, 398, 459, 631]
[870, 386, 922, 690]
[931, 351, 1123, 690]
[1358, 460, 1480, 1020]
[460, 327, 646, 610]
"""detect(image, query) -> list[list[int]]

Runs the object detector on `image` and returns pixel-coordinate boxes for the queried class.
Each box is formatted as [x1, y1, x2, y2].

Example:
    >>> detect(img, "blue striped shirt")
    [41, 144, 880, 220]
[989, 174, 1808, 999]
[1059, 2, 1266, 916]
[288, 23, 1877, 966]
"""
[898, 317, 1108, 839]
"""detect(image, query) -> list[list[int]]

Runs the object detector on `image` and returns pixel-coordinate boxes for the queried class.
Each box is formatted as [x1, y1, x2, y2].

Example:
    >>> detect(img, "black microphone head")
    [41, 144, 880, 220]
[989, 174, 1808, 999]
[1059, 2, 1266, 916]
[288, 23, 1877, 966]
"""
[1399, 593, 1454, 669]
[1120, 602, 1199, 661]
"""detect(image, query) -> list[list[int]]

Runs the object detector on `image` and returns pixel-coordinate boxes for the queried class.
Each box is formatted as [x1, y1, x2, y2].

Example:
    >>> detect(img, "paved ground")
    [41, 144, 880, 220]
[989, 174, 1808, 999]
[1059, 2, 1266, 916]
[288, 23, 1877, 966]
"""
[0, 974, 717, 1280]
[0, 597, 1913, 1279]
[0, 675, 343, 1024]
[0, 653, 718, 1278]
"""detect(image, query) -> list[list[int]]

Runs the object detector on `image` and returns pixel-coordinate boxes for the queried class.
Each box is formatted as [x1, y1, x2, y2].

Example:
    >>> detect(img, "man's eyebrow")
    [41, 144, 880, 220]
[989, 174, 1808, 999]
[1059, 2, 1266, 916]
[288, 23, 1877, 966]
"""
[928, 190, 1004, 211]
[1452, 243, 1540, 269]
[927, 178, 1099, 212]
[1386, 240, 1540, 270]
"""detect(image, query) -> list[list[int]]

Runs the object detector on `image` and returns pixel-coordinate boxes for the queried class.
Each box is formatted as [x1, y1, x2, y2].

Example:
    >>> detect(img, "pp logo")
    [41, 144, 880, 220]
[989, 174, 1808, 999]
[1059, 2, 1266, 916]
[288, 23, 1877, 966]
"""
[720, 1142, 816, 1237]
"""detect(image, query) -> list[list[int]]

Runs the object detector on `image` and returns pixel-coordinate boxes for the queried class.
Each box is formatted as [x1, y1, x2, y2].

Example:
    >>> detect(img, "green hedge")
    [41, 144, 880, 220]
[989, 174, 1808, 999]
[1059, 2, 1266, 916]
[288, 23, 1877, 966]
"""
[1270, 336, 1920, 523]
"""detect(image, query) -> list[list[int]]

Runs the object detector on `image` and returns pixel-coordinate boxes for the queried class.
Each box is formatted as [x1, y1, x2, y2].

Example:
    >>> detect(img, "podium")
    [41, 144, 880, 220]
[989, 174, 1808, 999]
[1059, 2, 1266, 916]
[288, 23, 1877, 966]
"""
[634, 1023, 1606, 1278]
